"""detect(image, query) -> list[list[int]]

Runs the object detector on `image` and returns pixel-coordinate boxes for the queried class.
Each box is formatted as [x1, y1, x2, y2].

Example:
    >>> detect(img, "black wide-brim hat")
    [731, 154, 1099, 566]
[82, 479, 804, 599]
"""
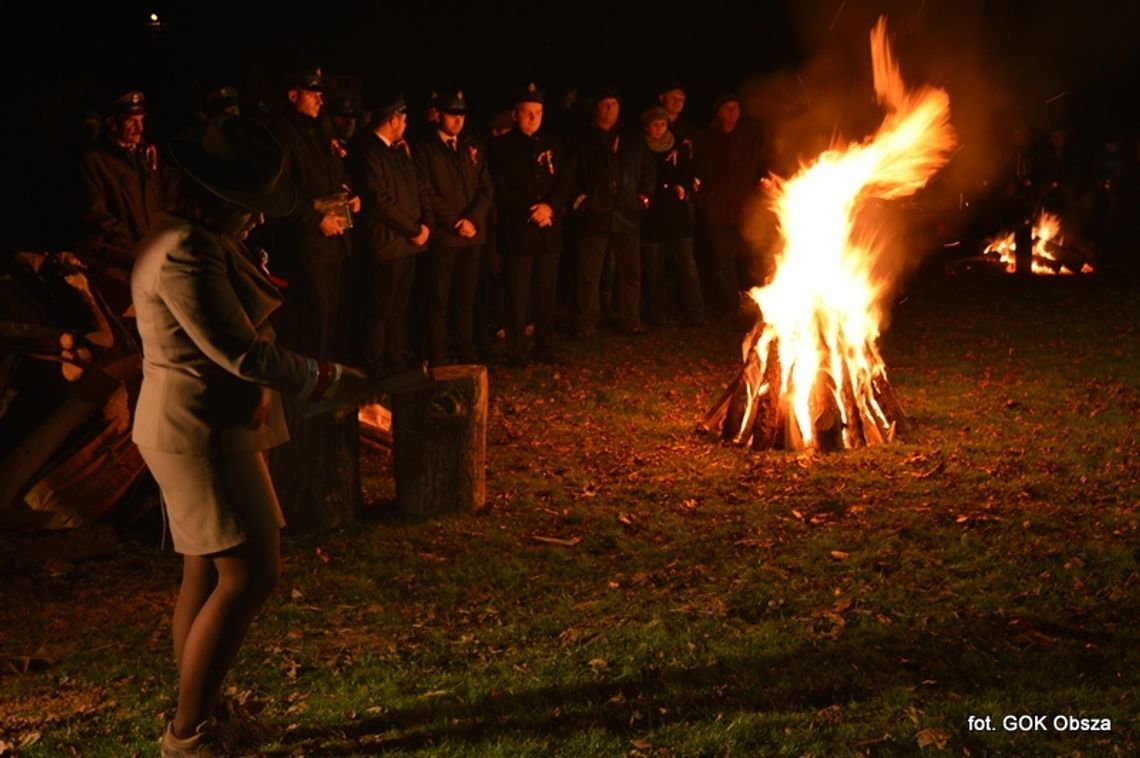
[168, 115, 297, 218]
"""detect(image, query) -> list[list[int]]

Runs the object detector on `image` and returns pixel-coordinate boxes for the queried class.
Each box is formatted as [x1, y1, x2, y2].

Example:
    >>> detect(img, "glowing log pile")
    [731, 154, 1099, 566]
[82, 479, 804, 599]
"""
[702, 17, 955, 452]
[983, 211, 1094, 275]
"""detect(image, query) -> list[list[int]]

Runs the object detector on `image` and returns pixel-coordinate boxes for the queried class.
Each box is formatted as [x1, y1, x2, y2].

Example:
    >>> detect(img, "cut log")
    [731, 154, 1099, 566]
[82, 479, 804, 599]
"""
[269, 402, 361, 533]
[871, 373, 909, 435]
[392, 365, 488, 516]
[696, 367, 744, 435]
[750, 341, 783, 450]
[0, 396, 97, 510]
[839, 362, 864, 449]
[358, 402, 393, 446]
[811, 371, 844, 452]
[23, 383, 145, 527]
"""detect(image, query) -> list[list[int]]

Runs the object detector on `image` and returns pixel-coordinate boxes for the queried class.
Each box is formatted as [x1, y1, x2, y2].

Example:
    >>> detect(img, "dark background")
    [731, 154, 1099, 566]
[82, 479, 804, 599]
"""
[3, 0, 1139, 249]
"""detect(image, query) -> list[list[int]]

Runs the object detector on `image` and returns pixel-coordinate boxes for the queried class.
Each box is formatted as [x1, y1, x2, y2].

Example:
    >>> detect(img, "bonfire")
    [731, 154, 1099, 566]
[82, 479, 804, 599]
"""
[703, 17, 956, 451]
[982, 210, 1094, 275]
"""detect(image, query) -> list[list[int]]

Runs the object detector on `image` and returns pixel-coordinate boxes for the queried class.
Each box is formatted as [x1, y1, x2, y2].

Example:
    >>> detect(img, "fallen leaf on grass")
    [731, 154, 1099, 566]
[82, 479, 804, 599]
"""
[830, 550, 850, 561]
[631, 738, 654, 750]
[530, 535, 582, 547]
[417, 551, 448, 563]
[912, 460, 945, 479]
[916, 727, 950, 749]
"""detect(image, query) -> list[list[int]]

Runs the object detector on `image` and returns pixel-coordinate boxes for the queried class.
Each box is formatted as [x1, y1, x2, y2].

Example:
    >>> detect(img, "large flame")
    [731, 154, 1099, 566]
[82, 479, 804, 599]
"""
[739, 17, 956, 449]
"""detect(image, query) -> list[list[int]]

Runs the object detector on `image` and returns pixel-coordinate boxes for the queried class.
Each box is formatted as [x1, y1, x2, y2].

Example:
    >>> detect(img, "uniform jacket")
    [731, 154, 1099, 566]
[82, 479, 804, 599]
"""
[694, 118, 768, 226]
[78, 135, 167, 266]
[570, 123, 657, 235]
[269, 109, 352, 267]
[414, 131, 494, 246]
[489, 128, 571, 257]
[131, 213, 311, 454]
[348, 132, 434, 260]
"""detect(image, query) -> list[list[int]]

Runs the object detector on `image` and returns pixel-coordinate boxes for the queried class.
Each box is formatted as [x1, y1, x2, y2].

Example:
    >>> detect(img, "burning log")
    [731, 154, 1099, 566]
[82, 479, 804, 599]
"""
[703, 327, 908, 452]
[981, 211, 1095, 275]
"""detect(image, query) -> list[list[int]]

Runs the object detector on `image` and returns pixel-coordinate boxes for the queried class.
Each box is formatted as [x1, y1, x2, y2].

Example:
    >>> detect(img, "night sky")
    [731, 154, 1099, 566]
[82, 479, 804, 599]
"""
[6, 0, 1139, 139]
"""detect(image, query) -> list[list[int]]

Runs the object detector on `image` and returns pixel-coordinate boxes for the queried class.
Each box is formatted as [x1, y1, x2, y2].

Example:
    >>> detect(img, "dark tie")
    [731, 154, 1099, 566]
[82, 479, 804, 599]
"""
[447, 137, 457, 151]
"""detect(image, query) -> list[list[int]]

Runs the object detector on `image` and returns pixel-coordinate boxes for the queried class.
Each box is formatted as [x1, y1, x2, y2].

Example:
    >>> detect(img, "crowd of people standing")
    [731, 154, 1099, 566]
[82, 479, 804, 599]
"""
[70, 68, 776, 373]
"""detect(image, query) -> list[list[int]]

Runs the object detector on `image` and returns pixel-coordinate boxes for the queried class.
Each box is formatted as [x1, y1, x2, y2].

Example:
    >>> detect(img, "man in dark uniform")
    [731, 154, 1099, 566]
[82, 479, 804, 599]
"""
[489, 83, 572, 366]
[268, 68, 359, 360]
[348, 92, 434, 377]
[196, 84, 241, 122]
[326, 95, 361, 149]
[77, 90, 166, 271]
[414, 90, 493, 366]
[570, 86, 656, 337]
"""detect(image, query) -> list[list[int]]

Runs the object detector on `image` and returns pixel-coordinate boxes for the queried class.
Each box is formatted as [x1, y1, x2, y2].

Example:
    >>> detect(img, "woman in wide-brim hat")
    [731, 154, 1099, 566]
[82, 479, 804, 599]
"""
[131, 114, 378, 756]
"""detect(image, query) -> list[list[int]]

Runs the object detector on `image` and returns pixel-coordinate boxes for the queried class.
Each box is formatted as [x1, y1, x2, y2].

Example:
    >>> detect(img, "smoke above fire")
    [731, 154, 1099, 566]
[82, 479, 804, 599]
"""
[739, 0, 1139, 286]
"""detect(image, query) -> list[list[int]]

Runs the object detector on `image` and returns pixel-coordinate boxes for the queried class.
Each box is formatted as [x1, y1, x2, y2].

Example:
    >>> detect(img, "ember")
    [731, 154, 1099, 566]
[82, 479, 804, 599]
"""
[703, 17, 956, 451]
[982, 211, 1095, 275]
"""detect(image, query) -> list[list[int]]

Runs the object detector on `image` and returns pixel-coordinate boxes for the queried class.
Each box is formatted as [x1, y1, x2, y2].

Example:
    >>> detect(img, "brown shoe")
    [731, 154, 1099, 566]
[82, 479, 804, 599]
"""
[161, 720, 220, 757]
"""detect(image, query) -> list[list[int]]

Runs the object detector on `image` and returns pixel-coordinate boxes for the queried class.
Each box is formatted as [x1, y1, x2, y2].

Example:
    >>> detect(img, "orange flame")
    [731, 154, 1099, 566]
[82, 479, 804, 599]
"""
[739, 17, 956, 449]
[982, 211, 1094, 275]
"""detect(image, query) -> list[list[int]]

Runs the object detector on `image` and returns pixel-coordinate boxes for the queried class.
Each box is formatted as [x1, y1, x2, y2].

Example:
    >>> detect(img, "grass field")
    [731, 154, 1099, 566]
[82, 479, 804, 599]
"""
[2, 266, 1138, 756]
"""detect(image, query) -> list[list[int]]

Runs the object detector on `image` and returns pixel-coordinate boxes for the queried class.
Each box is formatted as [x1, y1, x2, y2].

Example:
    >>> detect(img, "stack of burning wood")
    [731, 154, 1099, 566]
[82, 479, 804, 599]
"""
[699, 326, 909, 452]
[0, 252, 145, 532]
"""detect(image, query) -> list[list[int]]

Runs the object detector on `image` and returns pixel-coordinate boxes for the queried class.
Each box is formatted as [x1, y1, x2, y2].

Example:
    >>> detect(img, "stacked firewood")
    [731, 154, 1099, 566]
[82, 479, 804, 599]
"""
[0, 252, 145, 532]
[699, 330, 909, 452]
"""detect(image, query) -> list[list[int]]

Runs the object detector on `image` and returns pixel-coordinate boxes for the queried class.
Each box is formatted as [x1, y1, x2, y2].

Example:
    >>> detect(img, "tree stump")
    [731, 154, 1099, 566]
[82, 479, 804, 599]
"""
[392, 365, 487, 516]
[269, 401, 361, 533]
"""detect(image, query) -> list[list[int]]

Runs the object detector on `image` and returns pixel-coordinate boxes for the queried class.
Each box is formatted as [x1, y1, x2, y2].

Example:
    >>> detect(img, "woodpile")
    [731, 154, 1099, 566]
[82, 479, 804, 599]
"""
[0, 252, 145, 534]
[699, 328, 909, 452]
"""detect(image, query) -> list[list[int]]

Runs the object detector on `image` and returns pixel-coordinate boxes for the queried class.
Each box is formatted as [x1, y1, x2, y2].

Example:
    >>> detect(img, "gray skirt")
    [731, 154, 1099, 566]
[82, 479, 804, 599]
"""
[139, 446, 286, 556]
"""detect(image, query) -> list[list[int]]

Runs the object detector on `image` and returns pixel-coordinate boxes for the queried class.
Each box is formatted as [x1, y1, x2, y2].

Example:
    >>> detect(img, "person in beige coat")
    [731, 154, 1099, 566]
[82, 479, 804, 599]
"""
[131, 114, 378, 757]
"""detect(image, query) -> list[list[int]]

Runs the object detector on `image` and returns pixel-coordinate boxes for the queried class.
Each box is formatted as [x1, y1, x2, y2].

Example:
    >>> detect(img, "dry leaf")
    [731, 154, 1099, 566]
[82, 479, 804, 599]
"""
[916, 727, 950, 749]
[830, 550, 850, 561]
